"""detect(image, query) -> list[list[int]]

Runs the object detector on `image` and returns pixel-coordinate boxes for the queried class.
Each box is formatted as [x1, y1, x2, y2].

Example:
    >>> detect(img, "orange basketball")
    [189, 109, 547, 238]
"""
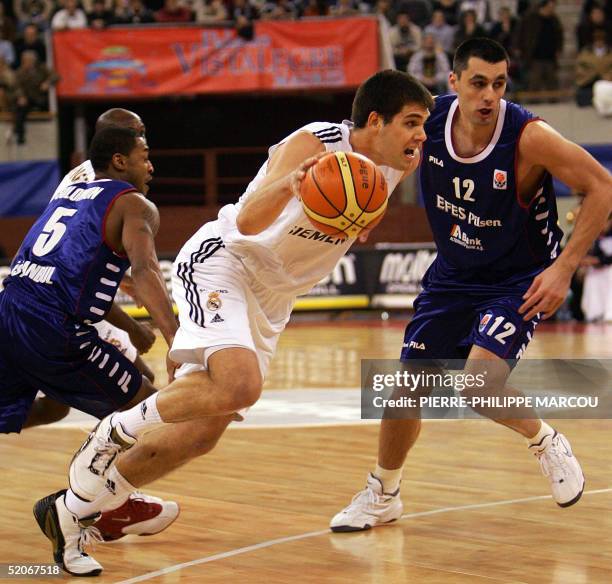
[300, 151, 388, 238]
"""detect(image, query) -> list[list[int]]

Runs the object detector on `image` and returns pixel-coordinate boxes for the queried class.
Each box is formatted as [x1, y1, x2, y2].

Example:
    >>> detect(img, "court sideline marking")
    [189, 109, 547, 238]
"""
[116, 487, 612, 584]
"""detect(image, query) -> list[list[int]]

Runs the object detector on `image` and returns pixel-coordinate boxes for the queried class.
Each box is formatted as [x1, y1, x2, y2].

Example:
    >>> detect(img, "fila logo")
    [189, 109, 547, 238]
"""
[493, 169, 507, 189]
[429, 155, 444, 167]
[409, 341, 426, 350]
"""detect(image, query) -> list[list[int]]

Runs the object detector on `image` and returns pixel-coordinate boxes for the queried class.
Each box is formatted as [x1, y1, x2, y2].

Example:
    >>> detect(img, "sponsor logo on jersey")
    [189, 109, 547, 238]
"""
[436, 195, 502, 227]
[210, 313, 224, 323]
[408, 340, 426, 350]
[493, 169, 507, 190]
[479, 313, 492, 332]
[10, 260, 56, 284]
[428, 155, 444, 167]
[449, 224, 484, 251]
[206, 291, 222, 311]
[288, 225, 347, 246]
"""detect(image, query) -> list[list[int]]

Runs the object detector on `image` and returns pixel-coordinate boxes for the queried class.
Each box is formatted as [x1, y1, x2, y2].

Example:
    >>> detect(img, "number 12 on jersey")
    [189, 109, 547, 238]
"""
[452, 177, 476, 202]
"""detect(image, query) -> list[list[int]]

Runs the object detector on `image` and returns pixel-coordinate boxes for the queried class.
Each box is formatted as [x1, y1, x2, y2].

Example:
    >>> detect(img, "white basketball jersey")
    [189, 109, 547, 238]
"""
[53, 160, 95, 198]
[210, 120, 404, 295]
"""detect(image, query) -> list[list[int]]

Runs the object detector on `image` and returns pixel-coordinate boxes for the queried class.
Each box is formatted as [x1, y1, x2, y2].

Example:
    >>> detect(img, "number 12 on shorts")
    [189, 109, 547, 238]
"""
[478, 314, 516, 345]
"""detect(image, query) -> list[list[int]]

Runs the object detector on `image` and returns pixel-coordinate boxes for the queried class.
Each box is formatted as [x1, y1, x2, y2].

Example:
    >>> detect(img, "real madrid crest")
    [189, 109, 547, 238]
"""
[207, 291, 222, 311]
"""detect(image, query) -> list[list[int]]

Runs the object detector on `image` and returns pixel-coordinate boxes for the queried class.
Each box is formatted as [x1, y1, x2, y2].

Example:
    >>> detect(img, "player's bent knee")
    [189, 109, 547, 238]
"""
[223, 376, 262, 411]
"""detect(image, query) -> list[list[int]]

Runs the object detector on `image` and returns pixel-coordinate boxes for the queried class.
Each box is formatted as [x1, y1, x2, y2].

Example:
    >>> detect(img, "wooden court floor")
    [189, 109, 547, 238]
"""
[1, 318, 611, 583]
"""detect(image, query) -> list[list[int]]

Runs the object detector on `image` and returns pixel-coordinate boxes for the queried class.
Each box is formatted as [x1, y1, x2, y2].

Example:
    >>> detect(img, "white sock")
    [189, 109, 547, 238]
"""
[64, 467, 135, 519]
[373, 464, 402, 494]
[526, 421, 554, 447]
[113, 393, 164, 438]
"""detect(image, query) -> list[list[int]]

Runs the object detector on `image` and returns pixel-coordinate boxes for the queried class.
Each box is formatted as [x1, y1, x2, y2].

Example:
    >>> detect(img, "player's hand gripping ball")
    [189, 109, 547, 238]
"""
[299, 151, 388, 238]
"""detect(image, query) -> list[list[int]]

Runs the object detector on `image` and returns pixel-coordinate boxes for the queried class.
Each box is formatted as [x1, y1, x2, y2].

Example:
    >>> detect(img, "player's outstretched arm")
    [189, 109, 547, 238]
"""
[518, 121, 612, 320]
[107, 192, 177, 348]
[236, 131, 325, 235]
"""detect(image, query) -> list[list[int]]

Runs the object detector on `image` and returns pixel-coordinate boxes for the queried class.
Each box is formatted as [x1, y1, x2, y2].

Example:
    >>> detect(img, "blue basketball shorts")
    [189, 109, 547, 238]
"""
[0, 291, 142, 434]
[400, 290, 540, 363]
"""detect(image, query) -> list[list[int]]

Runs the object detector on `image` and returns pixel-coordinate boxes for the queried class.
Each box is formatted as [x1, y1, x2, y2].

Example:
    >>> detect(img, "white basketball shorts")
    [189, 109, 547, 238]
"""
[170, 233, 295, 382]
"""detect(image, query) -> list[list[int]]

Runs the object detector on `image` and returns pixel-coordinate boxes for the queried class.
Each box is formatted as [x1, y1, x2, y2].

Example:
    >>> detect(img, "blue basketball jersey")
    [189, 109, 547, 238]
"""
[419, 95, 563, 293]
[3, 179, 135, 323]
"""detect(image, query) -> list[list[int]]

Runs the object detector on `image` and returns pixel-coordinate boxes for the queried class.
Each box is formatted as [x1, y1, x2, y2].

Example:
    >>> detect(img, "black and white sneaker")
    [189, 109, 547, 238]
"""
[33, 490, 103, 577]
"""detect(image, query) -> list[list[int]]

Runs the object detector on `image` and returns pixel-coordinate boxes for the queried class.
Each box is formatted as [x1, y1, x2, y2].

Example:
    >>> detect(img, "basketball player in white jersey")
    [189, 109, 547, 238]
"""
[48, 71, 433, 574]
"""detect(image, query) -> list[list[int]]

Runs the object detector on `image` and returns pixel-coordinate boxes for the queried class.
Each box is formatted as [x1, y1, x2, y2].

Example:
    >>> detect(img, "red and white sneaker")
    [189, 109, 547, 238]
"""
[95, 493, 180, 542]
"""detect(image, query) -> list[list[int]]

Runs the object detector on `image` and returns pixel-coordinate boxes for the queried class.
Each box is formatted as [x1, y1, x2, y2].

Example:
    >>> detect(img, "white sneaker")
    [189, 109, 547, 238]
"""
[69, 415, 136, 502]
[33, 490, 103, 577]
[530, 430, 585, 507]
[330, 473, 403, 532]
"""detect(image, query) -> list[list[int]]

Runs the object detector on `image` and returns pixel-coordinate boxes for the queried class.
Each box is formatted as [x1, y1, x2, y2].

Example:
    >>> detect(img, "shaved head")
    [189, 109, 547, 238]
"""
[95, 108, 145, 136]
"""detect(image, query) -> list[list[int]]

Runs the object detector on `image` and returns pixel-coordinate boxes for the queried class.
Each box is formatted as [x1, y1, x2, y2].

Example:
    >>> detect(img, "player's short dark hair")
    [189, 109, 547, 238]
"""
[453, 38, 509, 76]
[89, 127, 139, 172]
[351, 70, 434, 128]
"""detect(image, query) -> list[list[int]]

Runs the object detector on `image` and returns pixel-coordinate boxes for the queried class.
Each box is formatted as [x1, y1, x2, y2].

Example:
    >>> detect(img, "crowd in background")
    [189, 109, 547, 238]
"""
[0, 0, 610, 138]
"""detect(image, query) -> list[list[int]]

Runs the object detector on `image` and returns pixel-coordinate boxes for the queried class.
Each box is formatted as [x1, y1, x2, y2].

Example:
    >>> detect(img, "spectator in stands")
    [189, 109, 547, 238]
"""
[51, 0, 88, 29]
[302, 0, 328, 16]
[155, 0, 194, 22]
[489, 6, 519, 79]
[0, 31, 14, 67]
[517, 0, 564, 95]
[15, 0, 53, 31]
[432, 0, 460, 26]
[0, 55, 15, 112]
[88, 0, 115, 28]
[114, 0, 155, 24]
[14, 24, 46, 69]
[424, 9, 456, 60]
[260, 0, 298, 19]
[408, 32, 450, 94]
[373, 0, 394, 24]
[581, 0, 612, 24]
[329, 0, 360, 16]
[389, 11, 422, 71]
[576, 4, 611, 51]
[12, 50, 58, 144]
[398, 0, 432, 28]
[190, 0, 229, 23]
[459, 0, 490, 24]
[575, 28, 612, 106]
[452, 9, 486, 49]
[232, 0, 259, 41]
[0, 3, 16, 42]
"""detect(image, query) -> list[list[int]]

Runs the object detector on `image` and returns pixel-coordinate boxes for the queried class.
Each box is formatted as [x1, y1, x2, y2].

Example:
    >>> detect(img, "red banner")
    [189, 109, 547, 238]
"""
[52, 19, 379, 99]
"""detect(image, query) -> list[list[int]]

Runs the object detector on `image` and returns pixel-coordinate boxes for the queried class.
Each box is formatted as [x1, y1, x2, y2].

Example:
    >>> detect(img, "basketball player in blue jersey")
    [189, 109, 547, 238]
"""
[331, 39, 612, 532]
[44, 71, 432, 575]
[0, 127, 179, 575]
[17, 109, 180, 552]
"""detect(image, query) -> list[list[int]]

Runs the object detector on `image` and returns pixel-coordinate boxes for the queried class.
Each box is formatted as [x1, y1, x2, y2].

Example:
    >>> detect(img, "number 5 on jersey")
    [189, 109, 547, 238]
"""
[32, 207, 77, 257]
